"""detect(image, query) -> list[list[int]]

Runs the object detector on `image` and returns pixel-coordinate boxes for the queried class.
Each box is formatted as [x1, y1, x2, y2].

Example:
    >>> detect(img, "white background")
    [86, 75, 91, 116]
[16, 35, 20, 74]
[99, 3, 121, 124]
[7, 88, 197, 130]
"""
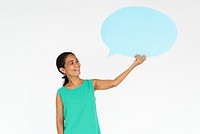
[0, 0, 200, 134]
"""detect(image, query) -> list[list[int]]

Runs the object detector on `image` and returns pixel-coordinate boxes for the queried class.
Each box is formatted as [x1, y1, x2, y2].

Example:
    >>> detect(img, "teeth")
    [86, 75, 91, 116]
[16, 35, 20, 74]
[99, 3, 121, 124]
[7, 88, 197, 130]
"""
[74, 68, 80, 71]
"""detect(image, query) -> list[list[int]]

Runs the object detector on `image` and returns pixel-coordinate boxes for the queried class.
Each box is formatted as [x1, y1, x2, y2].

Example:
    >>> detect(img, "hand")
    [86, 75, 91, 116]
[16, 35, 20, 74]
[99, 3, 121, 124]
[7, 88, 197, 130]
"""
[133, 54, 146, 66]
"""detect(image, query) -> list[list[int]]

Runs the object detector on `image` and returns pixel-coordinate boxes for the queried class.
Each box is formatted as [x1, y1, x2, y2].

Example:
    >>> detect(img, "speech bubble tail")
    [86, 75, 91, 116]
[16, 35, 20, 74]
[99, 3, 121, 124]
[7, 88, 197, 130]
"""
[108, 50, 116, 56]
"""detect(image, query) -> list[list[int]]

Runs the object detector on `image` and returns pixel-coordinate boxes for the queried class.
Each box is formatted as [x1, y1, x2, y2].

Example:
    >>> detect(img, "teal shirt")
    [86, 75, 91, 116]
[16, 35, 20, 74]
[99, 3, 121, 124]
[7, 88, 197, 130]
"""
[57, 79, 101, 134]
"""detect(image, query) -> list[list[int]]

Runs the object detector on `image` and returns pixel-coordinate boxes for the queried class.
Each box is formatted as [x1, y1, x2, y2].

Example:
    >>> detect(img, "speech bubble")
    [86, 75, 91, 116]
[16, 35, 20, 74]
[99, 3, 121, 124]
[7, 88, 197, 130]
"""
[101, 6, 177, 57]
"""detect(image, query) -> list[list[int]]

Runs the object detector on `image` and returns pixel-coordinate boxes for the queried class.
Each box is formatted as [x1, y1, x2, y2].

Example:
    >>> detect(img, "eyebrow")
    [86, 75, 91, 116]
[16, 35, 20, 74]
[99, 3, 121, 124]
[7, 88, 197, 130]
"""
[66, 58, 78, 64]
[67, 60, 73, 64]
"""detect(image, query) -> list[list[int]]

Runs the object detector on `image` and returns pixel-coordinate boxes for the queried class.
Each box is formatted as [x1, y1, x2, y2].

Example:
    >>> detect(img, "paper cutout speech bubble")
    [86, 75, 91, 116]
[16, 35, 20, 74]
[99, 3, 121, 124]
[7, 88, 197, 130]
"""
[101, 6, 177, 57]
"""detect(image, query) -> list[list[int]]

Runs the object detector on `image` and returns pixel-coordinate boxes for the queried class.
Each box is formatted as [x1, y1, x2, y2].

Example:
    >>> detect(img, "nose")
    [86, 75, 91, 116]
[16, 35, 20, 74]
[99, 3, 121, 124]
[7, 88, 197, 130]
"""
[74, 62, 79, 67]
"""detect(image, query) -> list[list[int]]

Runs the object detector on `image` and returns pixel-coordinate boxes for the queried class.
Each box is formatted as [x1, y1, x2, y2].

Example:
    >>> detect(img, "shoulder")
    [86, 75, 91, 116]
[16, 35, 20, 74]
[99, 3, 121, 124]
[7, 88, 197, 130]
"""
[57, 86, 65, 96]
[57, 86, 65, 91]
[83, 79, 95, 89]
[84, 79, 94, 84]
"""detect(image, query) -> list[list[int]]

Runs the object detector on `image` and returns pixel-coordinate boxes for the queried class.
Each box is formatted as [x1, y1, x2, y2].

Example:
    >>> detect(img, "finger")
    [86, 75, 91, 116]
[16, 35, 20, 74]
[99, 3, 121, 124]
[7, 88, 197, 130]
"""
[134, 54, 139, 58]
[136, 56, 141, 60]
[137, 56, 142, 62]
[143, 55, 147, 60]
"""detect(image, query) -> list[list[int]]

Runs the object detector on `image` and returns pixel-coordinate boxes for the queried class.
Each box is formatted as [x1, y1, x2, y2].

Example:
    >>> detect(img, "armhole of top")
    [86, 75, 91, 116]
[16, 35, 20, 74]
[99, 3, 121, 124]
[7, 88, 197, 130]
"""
[57, 88, 62, 98]
[57, 91, 60, 97]
[57, 89, 64, 104]
[88, 79, 95, 92]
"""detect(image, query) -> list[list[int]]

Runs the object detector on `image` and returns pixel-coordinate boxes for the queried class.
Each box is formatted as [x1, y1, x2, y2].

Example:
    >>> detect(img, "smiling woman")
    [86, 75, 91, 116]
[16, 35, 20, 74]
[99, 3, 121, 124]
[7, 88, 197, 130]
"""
[55, 52, 146, 134]
[56, 52, 81, 87]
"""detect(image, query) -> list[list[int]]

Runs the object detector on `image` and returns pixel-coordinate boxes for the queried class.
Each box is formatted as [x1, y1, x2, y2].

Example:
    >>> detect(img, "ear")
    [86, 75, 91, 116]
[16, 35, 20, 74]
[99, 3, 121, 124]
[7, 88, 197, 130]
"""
[59, 67, 66, 74]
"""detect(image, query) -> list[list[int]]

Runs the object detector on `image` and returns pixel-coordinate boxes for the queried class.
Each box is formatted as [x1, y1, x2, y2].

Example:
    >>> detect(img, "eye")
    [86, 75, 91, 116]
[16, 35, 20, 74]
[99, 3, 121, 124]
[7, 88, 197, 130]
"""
[69, 61, 74, 65]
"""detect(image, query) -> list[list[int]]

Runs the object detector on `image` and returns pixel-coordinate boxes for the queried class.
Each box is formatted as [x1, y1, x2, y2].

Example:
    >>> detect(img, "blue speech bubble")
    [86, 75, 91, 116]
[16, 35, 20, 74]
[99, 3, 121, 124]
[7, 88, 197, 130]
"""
[101, 6, 177, 57]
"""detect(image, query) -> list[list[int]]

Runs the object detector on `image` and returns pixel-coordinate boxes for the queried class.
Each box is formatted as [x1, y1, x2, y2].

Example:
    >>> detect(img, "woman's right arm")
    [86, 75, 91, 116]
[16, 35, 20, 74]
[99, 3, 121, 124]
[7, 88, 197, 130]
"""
[56, 93, 64, 134]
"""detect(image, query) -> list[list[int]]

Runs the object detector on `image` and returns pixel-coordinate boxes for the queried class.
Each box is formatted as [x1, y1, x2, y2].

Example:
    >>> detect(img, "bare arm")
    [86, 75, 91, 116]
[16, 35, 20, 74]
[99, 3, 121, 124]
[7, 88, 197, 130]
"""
[56, 93, 64, 134]
[92, 54, 146, 90]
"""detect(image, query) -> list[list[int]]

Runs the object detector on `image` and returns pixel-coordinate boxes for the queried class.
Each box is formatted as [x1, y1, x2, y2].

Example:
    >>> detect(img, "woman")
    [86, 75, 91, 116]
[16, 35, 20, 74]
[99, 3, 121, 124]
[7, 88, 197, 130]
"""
[56, 52, 146, 134]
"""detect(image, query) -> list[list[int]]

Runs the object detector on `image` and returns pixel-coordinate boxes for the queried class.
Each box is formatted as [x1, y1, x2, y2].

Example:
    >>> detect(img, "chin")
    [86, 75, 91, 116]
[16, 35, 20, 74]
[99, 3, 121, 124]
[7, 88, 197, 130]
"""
[74, 72, 81, 76]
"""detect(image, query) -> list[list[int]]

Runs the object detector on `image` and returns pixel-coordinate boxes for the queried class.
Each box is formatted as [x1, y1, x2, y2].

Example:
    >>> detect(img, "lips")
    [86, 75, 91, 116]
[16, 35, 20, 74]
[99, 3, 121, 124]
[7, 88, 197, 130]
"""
[74, 68, 80, 72]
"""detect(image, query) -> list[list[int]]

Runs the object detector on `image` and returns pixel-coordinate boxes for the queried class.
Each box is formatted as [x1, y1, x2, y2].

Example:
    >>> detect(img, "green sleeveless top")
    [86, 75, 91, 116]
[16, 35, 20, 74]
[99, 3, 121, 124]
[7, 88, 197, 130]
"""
[57, 79, 101, 134]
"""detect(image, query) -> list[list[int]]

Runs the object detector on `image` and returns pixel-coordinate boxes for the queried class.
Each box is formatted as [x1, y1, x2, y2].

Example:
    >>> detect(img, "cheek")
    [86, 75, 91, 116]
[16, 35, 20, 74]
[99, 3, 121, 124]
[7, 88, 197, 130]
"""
[68, 66, 74, 70]
[65, 65, 73, 73]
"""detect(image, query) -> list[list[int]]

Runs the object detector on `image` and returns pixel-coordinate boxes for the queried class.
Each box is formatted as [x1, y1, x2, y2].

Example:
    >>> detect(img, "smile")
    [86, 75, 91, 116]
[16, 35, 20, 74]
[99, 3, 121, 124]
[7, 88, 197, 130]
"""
[74, 68, 80, 72]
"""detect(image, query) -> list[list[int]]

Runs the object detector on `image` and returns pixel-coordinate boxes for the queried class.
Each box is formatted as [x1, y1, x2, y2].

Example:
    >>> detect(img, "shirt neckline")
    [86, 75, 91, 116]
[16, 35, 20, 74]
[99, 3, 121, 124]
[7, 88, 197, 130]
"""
[63, 80, 85, 91]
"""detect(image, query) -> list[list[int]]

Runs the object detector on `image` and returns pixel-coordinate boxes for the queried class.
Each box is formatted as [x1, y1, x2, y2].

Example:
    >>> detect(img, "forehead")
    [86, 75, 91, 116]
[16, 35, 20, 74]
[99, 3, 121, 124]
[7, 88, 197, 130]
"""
[65, 54, 77, 62]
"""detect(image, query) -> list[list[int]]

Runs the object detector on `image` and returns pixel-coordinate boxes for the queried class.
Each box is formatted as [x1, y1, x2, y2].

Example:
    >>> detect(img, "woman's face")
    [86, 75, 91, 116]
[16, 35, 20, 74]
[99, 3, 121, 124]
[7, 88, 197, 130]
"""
[61, 54, 81, 77]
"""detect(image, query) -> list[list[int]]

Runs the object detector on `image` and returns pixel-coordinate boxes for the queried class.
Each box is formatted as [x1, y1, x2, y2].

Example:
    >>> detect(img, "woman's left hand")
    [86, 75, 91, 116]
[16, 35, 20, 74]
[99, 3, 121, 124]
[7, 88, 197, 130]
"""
[133, 54, 146, 66]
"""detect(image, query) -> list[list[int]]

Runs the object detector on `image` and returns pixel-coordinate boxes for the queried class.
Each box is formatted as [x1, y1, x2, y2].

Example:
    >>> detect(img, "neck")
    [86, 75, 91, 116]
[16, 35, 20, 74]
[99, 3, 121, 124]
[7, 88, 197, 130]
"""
[66, 76, 83, 88]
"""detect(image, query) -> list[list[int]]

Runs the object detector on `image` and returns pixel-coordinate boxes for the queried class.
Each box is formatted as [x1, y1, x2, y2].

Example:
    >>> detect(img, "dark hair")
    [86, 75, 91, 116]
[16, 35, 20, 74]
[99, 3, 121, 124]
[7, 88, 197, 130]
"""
[56, 52, 75, 86]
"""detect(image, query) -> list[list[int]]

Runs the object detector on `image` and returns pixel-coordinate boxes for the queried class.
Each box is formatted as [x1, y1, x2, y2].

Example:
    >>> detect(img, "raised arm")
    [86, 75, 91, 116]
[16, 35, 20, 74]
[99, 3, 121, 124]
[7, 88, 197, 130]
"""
[92, 54, 146, 90]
